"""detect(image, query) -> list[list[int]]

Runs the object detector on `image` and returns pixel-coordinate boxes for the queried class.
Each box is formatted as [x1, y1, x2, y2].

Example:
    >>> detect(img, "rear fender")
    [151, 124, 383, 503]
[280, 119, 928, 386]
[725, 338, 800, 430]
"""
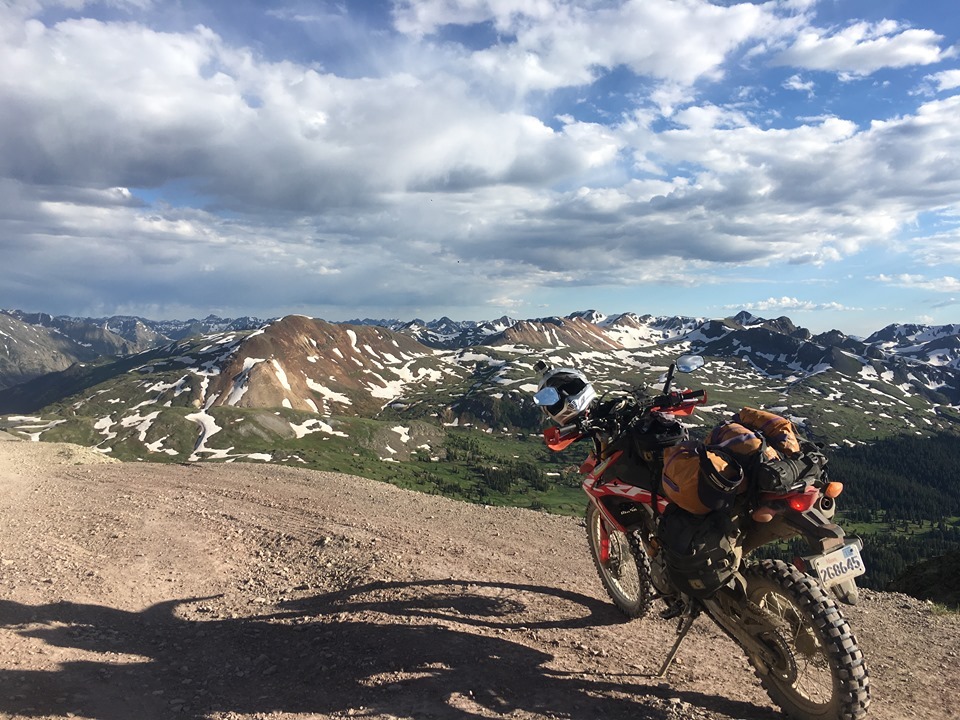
[782, 506, 846, 553]
[831, 578, 861, 605]
[742, 505, 862, 606]
[741, 505, 845, 556]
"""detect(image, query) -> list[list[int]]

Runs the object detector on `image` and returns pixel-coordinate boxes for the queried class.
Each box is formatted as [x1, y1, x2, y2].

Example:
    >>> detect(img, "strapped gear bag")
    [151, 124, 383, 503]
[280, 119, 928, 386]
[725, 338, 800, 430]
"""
[707, 408, 827, 494]
[660, 441, 744, 515]
[657, 504, 740, 598]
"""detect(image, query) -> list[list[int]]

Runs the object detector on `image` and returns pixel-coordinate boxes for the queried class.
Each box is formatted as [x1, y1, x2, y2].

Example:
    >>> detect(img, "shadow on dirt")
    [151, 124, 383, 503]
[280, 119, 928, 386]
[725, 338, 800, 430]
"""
[0, 579, 779, 720]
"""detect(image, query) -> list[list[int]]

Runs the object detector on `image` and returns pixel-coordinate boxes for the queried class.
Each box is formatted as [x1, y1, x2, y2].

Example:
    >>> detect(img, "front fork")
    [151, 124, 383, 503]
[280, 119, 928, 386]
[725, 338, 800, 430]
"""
[597, 518, 612, 565]
[587, 495, 627, 568]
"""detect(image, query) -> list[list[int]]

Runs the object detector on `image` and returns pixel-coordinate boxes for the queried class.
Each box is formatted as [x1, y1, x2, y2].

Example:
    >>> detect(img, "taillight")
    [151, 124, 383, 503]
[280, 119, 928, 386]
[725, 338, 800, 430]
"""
[788, 490, 819, 512]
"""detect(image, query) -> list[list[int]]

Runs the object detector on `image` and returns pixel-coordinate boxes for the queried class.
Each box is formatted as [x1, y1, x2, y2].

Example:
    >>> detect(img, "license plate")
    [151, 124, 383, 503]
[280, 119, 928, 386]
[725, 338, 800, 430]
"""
[809, 543, 866, 588]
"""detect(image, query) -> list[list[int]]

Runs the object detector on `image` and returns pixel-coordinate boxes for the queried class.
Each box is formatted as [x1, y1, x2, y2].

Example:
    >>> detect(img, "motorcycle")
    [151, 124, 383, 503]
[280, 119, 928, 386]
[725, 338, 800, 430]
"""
[533, 355, 871, 720]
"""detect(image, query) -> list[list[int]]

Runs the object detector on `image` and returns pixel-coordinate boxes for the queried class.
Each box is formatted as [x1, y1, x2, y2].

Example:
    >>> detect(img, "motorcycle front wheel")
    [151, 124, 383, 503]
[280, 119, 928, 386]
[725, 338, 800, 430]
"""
[743, 559, 870, 720]
[584, 502, 653, 619]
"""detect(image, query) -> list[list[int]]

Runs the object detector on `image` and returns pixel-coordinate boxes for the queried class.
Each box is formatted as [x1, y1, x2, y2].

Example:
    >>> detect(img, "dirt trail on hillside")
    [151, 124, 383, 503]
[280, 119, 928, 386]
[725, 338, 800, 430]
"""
[0, 437, 958, 720]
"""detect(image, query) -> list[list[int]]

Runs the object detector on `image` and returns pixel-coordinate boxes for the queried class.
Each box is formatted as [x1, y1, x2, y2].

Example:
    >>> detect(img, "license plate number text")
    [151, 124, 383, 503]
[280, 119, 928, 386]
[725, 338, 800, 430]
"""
[810, 544, 866, 588]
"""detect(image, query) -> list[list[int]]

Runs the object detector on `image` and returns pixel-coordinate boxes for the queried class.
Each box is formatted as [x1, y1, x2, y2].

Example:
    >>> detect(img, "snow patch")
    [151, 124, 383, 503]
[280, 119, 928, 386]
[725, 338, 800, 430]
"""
[272, 359, 291, 390]
[185, 410, 222, 460]
[289, 418, 349, 439]
[305, 378, 353, 405]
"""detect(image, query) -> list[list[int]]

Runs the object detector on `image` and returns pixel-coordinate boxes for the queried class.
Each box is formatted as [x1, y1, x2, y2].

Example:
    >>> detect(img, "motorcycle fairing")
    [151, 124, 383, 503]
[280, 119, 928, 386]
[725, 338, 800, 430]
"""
[585, 481, 670, 535]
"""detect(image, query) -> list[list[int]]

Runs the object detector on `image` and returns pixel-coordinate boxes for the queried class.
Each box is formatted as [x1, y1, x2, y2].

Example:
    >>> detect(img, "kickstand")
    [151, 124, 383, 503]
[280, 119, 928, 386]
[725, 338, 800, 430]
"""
[657, 608, 698, 678]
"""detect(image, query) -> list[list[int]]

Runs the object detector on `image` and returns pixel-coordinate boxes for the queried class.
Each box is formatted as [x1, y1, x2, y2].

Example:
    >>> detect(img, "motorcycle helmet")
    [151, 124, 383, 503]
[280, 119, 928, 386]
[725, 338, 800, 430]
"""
[536, 367, 596, 424]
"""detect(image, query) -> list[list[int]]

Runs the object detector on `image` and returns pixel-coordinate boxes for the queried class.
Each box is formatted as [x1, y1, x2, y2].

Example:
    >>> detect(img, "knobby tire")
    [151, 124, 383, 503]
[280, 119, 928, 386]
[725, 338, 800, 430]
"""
[584, 502, 654, 619]
[743, 559, 870, 720]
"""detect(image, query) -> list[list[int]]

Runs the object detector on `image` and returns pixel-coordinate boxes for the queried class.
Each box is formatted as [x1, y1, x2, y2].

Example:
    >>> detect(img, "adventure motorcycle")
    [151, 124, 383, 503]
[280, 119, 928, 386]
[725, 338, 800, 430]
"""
[533, 356, 870, 720]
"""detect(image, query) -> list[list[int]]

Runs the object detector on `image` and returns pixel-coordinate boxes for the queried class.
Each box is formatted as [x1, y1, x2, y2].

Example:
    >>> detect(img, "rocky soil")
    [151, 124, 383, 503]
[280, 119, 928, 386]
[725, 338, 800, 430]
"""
[1, 434, 958, 720]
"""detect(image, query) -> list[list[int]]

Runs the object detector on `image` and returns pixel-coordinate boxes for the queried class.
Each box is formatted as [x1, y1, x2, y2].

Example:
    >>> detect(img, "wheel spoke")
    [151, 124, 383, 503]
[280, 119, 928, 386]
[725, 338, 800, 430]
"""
[744, 559, 870, 720]
[757, 589, 834, 704]
[585, 504, 653, 619]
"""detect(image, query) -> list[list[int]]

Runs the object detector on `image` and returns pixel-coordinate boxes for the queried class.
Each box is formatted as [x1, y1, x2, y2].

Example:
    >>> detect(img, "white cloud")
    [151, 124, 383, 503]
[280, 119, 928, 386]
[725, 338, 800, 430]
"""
[395, 2, 952, 92]
[725, 297, 855, 312]
[648, 81, 698, 118]
[485, 295, 526, 312]
[774, 20, 954, 75]
[873, 274, 960, 293]
[924, 68, 960, 92]
[910, 229, 960, 265]
[397, 0, 777, 89]
[783, 74, 815, 96]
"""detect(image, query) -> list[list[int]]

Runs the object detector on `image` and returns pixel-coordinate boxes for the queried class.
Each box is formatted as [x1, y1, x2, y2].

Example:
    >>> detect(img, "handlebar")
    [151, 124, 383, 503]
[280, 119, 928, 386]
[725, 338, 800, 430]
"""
[542, 386, 706, 451]
[588, 387, 706, 433]
[652, 388, 705, 411]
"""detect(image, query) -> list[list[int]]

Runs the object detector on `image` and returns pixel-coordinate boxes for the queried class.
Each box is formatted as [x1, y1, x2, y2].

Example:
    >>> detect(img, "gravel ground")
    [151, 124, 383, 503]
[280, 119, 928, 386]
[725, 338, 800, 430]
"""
[0, 437, 957, 720]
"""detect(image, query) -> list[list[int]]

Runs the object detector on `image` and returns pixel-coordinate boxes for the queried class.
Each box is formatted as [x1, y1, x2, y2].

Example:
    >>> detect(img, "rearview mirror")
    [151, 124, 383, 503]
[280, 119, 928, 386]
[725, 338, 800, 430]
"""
[676, 355, 705, 373]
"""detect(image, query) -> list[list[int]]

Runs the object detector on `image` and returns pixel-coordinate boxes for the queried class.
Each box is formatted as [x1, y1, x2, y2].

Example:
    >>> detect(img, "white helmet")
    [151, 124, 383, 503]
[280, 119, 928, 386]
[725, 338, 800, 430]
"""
[535, 367, 596, 424]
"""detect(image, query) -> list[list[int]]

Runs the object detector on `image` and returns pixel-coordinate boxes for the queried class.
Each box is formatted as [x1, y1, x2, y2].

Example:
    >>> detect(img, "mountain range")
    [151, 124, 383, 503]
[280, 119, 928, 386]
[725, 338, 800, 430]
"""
[3, 307, 960, 455]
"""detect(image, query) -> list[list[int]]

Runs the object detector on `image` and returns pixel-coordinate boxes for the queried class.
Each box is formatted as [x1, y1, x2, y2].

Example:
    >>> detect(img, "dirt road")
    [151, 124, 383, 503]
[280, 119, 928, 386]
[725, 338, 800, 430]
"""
[0, 437, 957, 719]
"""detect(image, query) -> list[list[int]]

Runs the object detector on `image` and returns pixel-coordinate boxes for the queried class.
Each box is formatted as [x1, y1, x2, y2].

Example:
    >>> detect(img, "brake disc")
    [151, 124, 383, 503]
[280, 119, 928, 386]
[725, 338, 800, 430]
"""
[744, 600, 799, 682]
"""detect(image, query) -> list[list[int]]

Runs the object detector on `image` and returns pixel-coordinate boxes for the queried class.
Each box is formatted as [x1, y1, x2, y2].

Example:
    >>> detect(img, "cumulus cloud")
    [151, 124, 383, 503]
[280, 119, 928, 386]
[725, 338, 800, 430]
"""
[725, 297, 856, 312]
[924, 68, 960, 92]
[872, 274, 960, 292]
[1, 1, 959, 321]
[773, 20, 954, 75]
[783, 74, 815, 96]
[2, 12, 653, 205]
[393, 0, 777, 91]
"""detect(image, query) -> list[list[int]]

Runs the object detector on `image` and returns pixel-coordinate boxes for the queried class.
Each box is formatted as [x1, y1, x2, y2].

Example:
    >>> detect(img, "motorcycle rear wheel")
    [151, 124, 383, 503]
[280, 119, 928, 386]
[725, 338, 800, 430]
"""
[584, 502, 653, 619]
[743, 559, 870, 720]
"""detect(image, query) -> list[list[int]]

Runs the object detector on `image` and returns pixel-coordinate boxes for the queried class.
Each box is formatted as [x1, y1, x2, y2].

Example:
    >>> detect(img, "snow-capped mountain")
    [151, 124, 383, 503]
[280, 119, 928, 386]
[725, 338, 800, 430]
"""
[601, 312, 706, 349]
[4, 308, 960, 456]
[384, 311, 707, 351]
[865, 323, 960, 346]
[396, 316, 518, 348]
[863, 323, 960, 370]
[6, 309, 267, 345]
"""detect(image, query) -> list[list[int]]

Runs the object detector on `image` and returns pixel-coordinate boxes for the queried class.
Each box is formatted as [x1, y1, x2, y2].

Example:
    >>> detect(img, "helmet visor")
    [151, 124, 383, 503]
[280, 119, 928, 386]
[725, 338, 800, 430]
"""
[533, 386, 561, 407]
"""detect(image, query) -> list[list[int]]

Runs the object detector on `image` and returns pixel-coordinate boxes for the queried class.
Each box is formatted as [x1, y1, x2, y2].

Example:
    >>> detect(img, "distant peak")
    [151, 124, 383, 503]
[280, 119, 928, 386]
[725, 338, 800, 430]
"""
[732, 310, 762, 326]
[567, 309, 607, 325]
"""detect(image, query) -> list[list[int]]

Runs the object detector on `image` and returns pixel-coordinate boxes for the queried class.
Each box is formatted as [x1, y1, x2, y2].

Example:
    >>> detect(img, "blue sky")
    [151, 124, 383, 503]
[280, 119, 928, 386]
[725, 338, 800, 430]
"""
[2, 0, 960, 336]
